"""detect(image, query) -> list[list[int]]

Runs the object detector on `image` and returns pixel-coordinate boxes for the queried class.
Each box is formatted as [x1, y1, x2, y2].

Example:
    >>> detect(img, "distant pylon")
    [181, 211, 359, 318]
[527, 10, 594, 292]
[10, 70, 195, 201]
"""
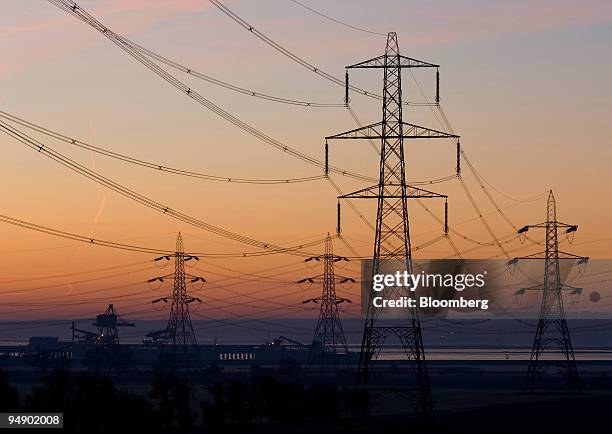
[149, 232, 206, 367]
[301, 234, 352, 372]
[512, 190, 588, 390]
[326, 32, 459, 416]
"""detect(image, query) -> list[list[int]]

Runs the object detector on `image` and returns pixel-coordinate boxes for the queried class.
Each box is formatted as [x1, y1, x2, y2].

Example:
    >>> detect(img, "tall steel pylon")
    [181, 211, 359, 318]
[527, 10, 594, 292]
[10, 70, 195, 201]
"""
[149, 233, 206, 367]
[325, 32, 460, 415]
[513, 190, 588, 391]
[301, 234, 352, 372]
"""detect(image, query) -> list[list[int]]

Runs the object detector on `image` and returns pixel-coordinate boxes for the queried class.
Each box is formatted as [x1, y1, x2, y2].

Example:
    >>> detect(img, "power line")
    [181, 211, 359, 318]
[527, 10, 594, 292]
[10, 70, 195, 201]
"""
[2, 114, 443, 261]
[0, 266, 153, 296]
[288, 0, 386, 36]
[0, 119, 329, 256]
[401, 67, 550, 254]
[0, 213, 172, 255]
[0, 259, 150, 283]
[123, 37, 345, 108]
[207, 0, 424, 106]
[0, 212, 323, 259]
[0, 110, 326, 185]
[1, 287, 156, 316]
[43, 1, 342, 108]
[46, 0, 375, 183]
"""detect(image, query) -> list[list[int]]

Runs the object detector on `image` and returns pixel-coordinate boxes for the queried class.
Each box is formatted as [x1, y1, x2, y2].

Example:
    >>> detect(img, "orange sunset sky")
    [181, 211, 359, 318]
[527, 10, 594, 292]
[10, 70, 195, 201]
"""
[1, 0, 611, 322]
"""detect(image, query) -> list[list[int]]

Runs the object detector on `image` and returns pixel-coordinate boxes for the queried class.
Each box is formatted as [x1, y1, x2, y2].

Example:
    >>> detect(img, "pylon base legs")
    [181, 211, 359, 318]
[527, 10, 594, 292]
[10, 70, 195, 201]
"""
[356, 326, 433, 417]
[526, 318, 581, 392]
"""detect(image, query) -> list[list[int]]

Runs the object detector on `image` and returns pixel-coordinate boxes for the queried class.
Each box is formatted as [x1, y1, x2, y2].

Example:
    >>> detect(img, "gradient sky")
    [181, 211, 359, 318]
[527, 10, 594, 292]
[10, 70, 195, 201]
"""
[1, 0, 611, 322]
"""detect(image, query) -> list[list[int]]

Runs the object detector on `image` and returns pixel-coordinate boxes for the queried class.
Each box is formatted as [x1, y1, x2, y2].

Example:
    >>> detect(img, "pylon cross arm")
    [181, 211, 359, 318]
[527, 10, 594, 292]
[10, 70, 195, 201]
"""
[347, 54, 439, 69]
[515, 251, 587, 261]
[326, 121, 458, 141]
[519, 283, 582, 292]
[338, 184, 447, 200]
[523, 222, 576, 230]
[402, 122, 458, 139]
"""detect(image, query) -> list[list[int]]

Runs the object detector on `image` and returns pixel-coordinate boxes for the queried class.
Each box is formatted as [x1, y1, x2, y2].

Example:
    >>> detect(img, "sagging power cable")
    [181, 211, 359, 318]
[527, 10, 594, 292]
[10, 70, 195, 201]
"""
[0, 120, 330, 257]
[46, 0, 376, 183]
[0, 110, 326, 185]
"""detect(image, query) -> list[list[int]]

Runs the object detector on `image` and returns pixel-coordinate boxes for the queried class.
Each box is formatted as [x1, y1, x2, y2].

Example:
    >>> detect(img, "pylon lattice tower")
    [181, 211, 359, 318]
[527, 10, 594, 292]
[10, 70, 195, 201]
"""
[325, 32, 460, 415]
[149, 232, 205, 367]
[513, 190, 588, 390]
[301, 235, 352, 372]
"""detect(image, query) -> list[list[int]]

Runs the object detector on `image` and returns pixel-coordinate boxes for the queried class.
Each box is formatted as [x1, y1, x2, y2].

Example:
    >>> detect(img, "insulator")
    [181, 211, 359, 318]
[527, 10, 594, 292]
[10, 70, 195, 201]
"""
[444, 199, 448, 235]
[337, 201, 342, 235]
[435, 68, 440, 104]
[345, 70, 349, 105]
[518, 226, 529, 234]
[456, 140, 461, 175]
[325, 141, 329, 175]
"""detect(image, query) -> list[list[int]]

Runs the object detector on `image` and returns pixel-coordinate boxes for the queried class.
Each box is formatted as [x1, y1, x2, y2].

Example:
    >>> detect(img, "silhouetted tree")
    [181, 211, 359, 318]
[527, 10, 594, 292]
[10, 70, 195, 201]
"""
[200, 376, 355, 428]
[0, 369, 19, 411]
[113, 391, 160, 433]
[150, 371, 193, 431]
[225, 380, 255, 424]
[26, 370, 71, 412]
[249, 376, 305, 424]
[201, 382, 228, 427]
[26, 370, 160, 433]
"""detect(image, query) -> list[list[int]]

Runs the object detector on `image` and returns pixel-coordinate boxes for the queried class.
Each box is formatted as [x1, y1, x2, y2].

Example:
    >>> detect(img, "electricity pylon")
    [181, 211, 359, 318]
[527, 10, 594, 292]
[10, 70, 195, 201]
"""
[512, 190, 588, 391]
[149, 232, 206, 367]
[325, 32, 460, 416]
[300, 234, 352, 373]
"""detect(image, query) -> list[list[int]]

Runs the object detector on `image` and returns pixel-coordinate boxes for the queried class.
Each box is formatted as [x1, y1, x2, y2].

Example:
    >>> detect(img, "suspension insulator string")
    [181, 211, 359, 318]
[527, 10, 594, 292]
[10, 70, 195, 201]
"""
[337, 201, 342, 235]
[345, 70, 350, 106]
[435, 68, 440, 104]
[325, 140, 329, 175]
[456, 140, 461, 176]
[444, 198, 449, 236]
